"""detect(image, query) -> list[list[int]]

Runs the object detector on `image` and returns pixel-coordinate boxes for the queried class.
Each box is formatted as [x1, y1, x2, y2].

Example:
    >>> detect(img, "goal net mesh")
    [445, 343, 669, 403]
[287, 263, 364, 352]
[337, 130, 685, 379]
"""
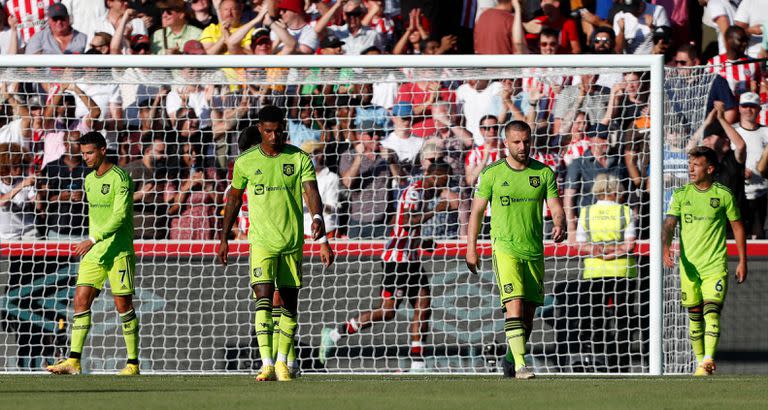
[0, 62, 709, 374]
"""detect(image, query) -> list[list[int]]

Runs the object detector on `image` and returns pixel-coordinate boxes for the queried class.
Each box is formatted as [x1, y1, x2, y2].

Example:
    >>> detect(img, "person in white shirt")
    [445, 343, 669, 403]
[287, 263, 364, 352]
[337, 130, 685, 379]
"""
[381, 103, 424, 167]
[0, 142, 37, 240]
[700, 0, 736, 55]
[270, 0, 318, 53]
[301, 141, 339, 237]
[455, 79, 504, 146]
[613, 0, 670, 55]
[321, 3, 383, 55]
[733, 92, 768, 238]
[734, 0, 768, 58]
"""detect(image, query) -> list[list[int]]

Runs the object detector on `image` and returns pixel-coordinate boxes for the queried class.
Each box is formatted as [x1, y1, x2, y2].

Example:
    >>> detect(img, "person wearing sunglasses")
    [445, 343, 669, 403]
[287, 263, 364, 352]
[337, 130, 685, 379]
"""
[25, 4, 87, 55]
[152, 0, 202, 54]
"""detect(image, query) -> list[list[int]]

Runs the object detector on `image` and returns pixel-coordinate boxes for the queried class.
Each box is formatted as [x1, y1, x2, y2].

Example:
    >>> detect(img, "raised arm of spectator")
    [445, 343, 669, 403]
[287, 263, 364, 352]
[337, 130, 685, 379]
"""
[7, 15, 18, 54]
[499, 82, 526, 123]
[713, 14, 731, 54]
[602, 80, 624, 125]
[757, 144, 768, 177]
[361, 0, 380, 27]
[341, 143, 365, 188]
[511, 0, 528, 54]
[413, 9, 430, 41]
[67, 83, 102, 131]
[1, 82, 32, 139]
[392, 23, 415, 55]
[227, 7, 269, 54]
[270, 18, 298, 54]
[614, 16, 626, 54]
[716, 102, 746, 163]
[411, 82, 439, 116]
[110, 8, 134, 54]
[314, 0, 345, 34]
[204, 22, 232, 55]
[686, 105, 717, 152]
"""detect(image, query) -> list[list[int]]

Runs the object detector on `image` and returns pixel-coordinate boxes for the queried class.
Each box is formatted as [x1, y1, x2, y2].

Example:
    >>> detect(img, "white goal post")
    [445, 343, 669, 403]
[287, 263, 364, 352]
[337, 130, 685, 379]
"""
[0, 54, 670, 375]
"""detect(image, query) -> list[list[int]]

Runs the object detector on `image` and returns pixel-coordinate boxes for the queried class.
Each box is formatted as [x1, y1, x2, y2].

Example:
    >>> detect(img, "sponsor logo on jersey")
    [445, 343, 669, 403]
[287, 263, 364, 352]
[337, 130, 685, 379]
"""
[253, 267, 263, 277]
[684, 214, 692, 223]
[529, 176, 540, 188]
[710, 198, 720, 208]
[283, 164, 294, 176]
[101, 184, 110, 194]
[254, 184, 265, 195]
[500, 195, 511, 206]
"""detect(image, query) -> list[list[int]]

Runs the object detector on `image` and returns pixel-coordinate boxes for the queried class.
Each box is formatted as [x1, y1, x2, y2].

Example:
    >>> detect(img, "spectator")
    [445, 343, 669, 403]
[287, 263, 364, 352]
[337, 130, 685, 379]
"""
[316, 1, 383, 55]
[354, 82, 392, 132]
[361, 0, 394, 45]
[270, 0, 319, 54]
[25, 4, 87, 54]
[651, 25, 673, 63]
[41, 83, 101, 168]
[700, 0, 735, 55]
[589, 26, 615, 54]
[670, 43, 737, 124]
[565, 127, 626, 243]
[527, 0, 581, 54]
[561, 111, 591, 167]
[0, 84, 41, 151]
[613, 0, 671, 54]
[395, 75, 455, 138]
[456, 79, 506, 146]
[339, 121, 402, 238]
[0, 8, 19, 55]
[553, 74, 610, 136]
[188, 0, 218, 30]
[429, 101, 474, 177]
[59, 0, 107, 38]
[706, 25, 761, 100]
[392, 8, 430, 55]
[474, 0, 527, 54]
[0, 142, 36, 240]
[152, 0, 203, 55]
[167, 153, 219, 240]
[199, 0, 251, 55]
[89, 0, 147, 44]
[382, 103, 424, 168]
[537, 27, 559, 55]
[731, 92, 768, 238]
[287, 97, 323, 147]
[557, 173, 637, 372]
[301, 141, 339, 238]
[124, 137, 175, 239]
[41, 132, 87, 240]
[87, 31, 112, 53]
[465, 115, 504, 187]
[733, 0, 768, 58]
[688, 102, 747, 216]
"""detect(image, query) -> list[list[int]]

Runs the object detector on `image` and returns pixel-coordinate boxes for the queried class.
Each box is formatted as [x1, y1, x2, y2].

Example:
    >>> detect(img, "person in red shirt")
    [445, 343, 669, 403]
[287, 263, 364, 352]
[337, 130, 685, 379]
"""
[395, 77, 455, 138]
[525, 0, 581, 54]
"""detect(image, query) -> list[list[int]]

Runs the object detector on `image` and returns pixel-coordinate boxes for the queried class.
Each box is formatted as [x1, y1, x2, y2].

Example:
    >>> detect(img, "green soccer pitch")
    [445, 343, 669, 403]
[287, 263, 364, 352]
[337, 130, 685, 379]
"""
[1, 375, 766, 409]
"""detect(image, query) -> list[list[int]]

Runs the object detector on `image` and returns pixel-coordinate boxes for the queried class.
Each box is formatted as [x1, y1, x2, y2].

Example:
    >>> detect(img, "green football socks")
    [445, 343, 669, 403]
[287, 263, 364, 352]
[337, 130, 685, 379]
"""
[120, 309, 139, 364]
[504, 317, 527, 370]
[254, 298, 274, 365]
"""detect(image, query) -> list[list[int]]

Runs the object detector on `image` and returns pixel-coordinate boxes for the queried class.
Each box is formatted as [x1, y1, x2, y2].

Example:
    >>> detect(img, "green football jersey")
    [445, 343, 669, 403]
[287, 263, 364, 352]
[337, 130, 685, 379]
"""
[667, 182, 740, 277]
[83, 165, 134, 264]
[475, 158, 558, 259]
[231, 144, 316, 254]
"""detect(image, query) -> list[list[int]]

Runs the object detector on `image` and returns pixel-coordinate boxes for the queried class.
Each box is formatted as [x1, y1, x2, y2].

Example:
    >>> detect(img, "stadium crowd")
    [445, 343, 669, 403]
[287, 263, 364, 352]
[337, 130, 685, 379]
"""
[1, 0, 768, 244]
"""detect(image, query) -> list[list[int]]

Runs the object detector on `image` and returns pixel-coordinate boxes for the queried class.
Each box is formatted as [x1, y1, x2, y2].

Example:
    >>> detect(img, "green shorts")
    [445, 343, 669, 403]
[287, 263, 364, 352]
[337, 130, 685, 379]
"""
[249, 245, 302, 289]
[491, 251, 545, 305]
[679, 264, 728, 308]
[77, 254, 136, 295]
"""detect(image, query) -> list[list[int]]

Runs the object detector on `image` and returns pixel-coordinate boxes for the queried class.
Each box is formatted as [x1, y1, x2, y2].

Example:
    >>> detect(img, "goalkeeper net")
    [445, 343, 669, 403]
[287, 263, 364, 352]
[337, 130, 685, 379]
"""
[0, 55, 731, 374]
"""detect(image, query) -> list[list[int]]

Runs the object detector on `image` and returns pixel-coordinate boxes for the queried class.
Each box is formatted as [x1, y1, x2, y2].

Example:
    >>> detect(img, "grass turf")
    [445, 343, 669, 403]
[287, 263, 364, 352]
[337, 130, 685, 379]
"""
[0, 374, 766, 409]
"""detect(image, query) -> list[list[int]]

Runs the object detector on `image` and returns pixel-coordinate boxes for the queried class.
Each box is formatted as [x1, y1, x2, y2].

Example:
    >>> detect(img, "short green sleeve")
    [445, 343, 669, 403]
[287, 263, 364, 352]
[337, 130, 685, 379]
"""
[475, 170, 492, 200]
[724, 189, 741, 221]
[300, 152, 317, 183]
[667, 189, 681, 217]
[545, 168, 558, 199]
[231, 159, 247, 190]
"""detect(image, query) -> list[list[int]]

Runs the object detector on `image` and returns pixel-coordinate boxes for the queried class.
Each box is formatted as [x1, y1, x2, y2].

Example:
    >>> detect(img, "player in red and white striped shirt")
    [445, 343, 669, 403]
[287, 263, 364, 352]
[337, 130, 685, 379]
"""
[706, 26, 761, 99]
[5, 0, 58, 46]
[320, 163, 452, 371]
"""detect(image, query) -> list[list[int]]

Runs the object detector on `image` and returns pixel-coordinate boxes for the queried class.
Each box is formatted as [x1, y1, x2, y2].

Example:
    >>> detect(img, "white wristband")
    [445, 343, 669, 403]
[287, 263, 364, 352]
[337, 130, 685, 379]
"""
[312, 213, 323, 222]
[316, 235, 328, 244]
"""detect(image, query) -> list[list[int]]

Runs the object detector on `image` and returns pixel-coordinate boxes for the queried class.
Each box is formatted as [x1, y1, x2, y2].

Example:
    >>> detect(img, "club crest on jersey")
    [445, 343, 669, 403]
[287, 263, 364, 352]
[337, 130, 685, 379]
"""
[529, 176, 540, 188]
[283, 164, 294, 176]
[710, 198, 720, 208]
[101, 184, 110, 194]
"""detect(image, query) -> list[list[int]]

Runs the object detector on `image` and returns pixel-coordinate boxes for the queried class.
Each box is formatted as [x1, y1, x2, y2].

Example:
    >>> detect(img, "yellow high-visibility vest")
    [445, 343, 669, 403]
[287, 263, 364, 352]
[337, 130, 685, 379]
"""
[580, 202, 637, 279]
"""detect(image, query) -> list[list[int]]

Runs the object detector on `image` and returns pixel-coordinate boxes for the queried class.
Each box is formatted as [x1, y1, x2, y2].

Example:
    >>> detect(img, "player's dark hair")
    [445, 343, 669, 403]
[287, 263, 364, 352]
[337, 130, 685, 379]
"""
[80, 131, 107, 149]
[688, 146, 719, 168]
[504, 120, 532, 137]
[427, 161, 451, 176]
[238, 125, 262, 151]
[258, 105, 285, 124]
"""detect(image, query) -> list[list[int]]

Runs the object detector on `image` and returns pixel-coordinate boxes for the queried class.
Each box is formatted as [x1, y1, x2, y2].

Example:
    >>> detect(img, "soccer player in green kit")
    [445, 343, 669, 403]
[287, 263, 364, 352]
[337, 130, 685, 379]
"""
[47, 132, 140, 376]
[466, 121, 565, 379]
[218, 106, 334, 382]
[663, 146, 747, 376]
